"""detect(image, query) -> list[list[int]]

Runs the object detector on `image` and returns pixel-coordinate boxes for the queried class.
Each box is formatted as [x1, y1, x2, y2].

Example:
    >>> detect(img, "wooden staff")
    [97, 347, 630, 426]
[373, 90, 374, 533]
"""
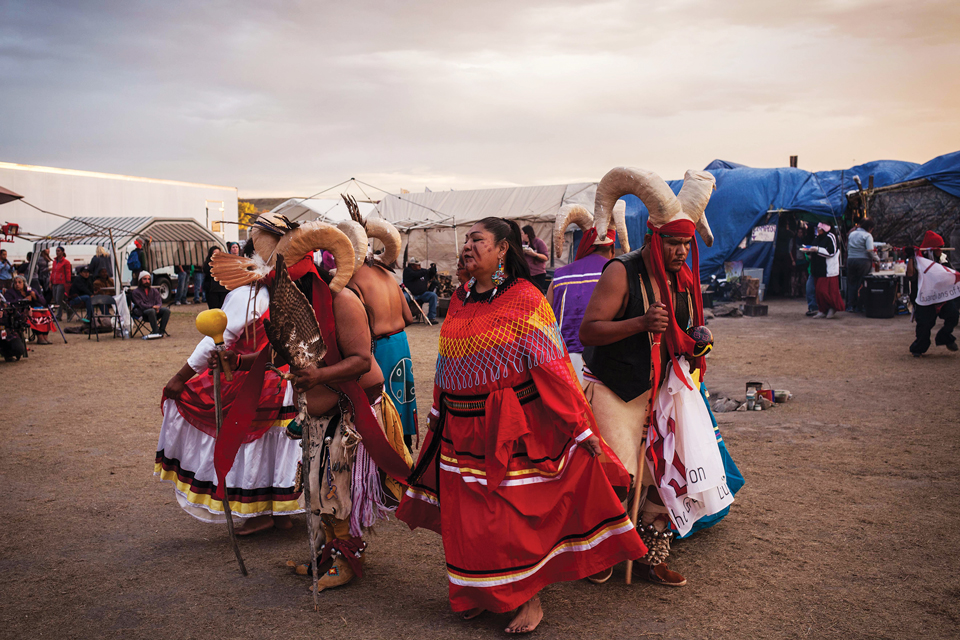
[196, 309, 246, 576]
[625, 327, 661, 585]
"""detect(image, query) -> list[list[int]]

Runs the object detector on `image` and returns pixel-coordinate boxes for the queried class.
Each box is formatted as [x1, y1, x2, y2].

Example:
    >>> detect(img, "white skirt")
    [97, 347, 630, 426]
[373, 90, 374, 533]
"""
[154, 382, 304, 523]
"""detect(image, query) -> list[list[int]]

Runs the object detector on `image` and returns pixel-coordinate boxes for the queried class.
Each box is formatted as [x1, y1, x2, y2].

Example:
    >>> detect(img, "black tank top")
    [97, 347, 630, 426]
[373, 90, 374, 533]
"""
[582, 249, 690, 403]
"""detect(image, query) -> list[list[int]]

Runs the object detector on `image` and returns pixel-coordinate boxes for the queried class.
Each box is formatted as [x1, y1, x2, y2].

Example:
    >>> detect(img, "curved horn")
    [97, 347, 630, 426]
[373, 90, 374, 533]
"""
[277, 220, 356, 293]
[554, 204, 594, 258]
[364, 217, 401, 266]
[337, 219, 368, 274]
[677, 170, 716, 247]
[610, 200, 630, 253]
[596, 167, 681, 231]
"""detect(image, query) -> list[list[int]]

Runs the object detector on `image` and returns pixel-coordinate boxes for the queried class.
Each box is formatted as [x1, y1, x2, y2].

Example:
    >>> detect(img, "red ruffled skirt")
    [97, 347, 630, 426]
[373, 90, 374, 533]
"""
[398, 389, 646, 614]
[815, 276, 846, 313]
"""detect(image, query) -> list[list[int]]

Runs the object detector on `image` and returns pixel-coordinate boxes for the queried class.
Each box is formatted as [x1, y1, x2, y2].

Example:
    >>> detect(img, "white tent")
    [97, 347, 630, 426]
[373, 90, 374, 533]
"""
[372, 182, 597, 274]
[270, 197, 379, 224]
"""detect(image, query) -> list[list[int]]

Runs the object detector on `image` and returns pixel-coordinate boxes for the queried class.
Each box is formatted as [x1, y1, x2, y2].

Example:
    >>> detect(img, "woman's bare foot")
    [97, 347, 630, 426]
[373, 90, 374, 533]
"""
[235, 515, 274, 536]
[505, 596, 542, 634]
[460, 608, 484, 621]
[273, 515, 293, 530]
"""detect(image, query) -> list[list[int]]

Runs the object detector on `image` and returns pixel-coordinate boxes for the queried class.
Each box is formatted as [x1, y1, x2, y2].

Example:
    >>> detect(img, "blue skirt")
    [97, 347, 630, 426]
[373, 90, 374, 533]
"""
[374, 331, 419, 437]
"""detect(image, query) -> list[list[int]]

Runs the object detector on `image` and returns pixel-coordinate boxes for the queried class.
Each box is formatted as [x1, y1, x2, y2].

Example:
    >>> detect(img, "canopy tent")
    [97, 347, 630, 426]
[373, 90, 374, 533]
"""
[28, 216, 225, 293]
[269, 197, 379, 224]
[25, 216, 225, 338]
[373, 183, 596, 273]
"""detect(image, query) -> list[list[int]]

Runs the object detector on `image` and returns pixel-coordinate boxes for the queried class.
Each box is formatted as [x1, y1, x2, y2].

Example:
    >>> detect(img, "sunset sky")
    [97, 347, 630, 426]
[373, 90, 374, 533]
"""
[2, 0, 958, 197]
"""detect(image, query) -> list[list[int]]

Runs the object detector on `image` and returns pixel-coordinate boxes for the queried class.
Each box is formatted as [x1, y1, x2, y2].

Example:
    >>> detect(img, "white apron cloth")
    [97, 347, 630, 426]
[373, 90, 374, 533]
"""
[646, 357, 734, 536]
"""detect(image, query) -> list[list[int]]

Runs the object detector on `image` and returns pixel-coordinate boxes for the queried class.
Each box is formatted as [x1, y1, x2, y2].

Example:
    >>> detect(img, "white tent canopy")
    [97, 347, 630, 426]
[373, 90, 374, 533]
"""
[372, 182, 597, 274]
[270, 197, 379, 224]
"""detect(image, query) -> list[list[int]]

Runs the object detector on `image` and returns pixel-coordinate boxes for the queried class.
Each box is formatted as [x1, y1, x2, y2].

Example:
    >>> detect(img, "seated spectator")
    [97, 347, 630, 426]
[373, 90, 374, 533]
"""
[402, 257, 438, 322]
[131, 272, 170, 337]
[93, 268, 115, 295]
[5, 275, 53, 344]
[68, 265, 96, 323]
[0, 249, 13, 291]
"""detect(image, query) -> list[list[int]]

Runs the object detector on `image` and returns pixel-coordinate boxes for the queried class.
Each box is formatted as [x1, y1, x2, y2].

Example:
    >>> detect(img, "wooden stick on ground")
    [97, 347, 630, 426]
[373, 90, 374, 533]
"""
[624, 475, 643, 585]
[302, 410, 320, 610]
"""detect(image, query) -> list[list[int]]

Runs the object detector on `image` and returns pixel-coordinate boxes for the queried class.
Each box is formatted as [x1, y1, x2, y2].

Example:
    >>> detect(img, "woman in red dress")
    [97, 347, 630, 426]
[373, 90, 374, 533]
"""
[397, 217, 645, 634]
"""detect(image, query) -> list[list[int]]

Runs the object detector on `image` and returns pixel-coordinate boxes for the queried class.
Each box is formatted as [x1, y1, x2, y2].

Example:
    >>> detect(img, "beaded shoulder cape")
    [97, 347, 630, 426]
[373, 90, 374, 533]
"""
[435, 278, 567, 392]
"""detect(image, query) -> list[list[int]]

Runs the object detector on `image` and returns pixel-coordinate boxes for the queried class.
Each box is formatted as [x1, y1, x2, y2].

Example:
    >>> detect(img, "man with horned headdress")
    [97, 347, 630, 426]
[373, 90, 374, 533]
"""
[547, 199, 629, 384]
[336, 196, 420, 448]
[208, 213, 413, 593]
[580, 168, 743, 587]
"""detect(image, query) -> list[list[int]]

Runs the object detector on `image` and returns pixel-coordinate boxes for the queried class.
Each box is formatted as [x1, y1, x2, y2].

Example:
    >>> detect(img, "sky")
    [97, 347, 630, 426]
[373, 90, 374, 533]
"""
[1, 0, 959, 198]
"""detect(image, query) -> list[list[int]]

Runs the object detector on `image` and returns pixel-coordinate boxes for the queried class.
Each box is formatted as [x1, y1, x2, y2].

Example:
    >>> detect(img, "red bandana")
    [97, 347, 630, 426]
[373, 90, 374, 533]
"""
[575, 228, 616, 261]
[645, 218, 707, 392]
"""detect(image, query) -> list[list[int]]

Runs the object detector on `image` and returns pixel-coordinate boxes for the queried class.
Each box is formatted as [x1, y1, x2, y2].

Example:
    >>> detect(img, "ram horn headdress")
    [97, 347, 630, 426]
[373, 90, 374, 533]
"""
[554, 204, 594, 258]
[363, 217, 401, 267]
[275, 220, 356, 292]
[595, 167, 715, 246]
[212, 219, 356, 293]
[593, 199, 630, 253]
[337, 195, 369, 274]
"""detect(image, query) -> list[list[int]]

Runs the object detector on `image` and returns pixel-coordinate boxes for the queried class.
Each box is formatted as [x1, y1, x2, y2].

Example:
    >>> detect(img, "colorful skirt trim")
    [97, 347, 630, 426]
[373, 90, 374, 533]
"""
[154, 387, 303, 523]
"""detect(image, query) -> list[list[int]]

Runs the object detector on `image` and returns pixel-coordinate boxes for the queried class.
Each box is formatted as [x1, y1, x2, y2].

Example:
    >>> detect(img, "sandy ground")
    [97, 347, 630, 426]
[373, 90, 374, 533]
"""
[1, 298, 958, 640]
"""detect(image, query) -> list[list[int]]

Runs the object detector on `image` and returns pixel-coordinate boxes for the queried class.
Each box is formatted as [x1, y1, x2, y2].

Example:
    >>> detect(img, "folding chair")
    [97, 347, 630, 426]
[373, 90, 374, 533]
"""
[126, 293, 149, 338]
[88, 294, 121, 341]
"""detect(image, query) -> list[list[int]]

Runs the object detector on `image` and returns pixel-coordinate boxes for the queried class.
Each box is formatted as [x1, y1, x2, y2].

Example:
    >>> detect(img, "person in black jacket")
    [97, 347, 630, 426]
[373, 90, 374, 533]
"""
[402, 257, 438, 321]
[203, 246, 229, 309]
[68, 266, 96, 322]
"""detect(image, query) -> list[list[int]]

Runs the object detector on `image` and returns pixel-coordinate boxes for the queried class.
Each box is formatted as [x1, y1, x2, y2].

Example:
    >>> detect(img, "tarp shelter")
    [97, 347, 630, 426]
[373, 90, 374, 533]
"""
[904, 150, 960, 199]
[614, 159, 922, 286]
[373, 183, 596, 273]
[27, 216, 225, 337]
[846, 150, 960, 247]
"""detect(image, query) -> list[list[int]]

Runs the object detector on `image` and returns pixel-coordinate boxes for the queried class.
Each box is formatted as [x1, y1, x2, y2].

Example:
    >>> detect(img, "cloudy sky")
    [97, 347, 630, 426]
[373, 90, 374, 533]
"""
[2, 0, 958, 197]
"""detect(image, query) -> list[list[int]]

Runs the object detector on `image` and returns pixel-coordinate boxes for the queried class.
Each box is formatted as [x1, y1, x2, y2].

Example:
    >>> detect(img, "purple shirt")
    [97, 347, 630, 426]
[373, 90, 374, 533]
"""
[524, 237, 549, 276]
[549, 253, 609, 354]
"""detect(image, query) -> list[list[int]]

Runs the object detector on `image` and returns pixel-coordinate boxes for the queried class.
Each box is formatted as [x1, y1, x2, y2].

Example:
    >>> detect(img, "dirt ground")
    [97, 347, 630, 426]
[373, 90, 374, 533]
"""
[1, 298, 959, 640]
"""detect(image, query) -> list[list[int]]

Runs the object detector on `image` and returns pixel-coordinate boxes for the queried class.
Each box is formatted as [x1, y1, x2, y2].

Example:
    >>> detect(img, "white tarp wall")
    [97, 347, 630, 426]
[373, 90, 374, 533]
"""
[373, 182, 597, 274]
[0, 162, 239, 262]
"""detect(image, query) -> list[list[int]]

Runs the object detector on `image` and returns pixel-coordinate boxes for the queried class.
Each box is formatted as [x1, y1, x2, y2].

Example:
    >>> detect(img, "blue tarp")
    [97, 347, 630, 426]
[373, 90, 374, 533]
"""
[810, 160, 919, 217]
[703, 159, 748, 171]
[570, 151, 959, 286]
[617, 167, 837, 284]
[905, 150, 960, 199]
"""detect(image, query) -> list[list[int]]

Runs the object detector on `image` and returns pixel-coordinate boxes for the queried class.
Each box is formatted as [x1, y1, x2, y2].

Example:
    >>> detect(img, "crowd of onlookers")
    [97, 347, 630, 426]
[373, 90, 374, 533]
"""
[0, 239, 247, 359]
